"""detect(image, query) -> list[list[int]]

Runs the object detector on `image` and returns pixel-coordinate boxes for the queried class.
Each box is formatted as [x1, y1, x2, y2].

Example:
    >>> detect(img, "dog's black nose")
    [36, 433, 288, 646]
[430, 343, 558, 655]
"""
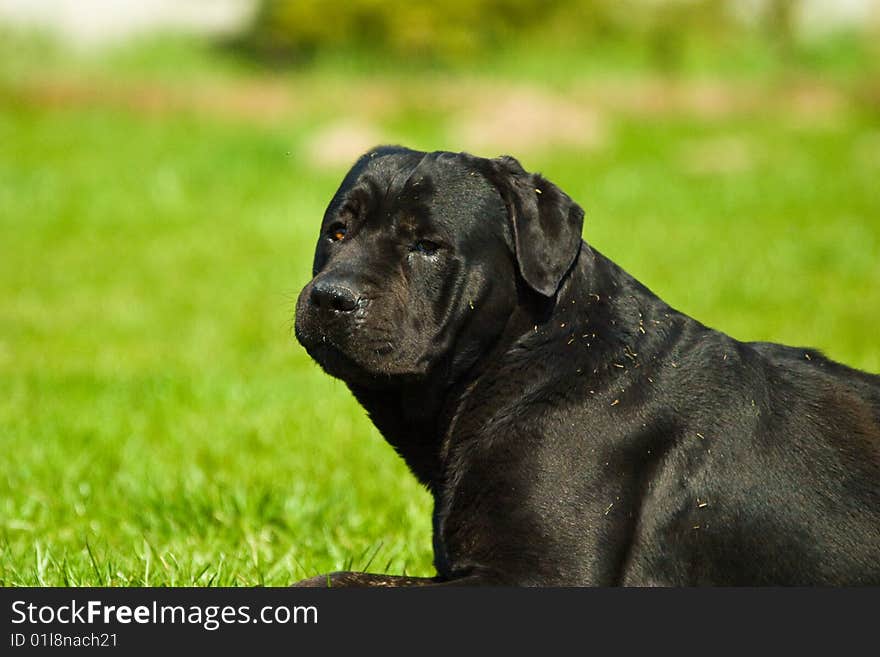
[310, 280, 359, 313]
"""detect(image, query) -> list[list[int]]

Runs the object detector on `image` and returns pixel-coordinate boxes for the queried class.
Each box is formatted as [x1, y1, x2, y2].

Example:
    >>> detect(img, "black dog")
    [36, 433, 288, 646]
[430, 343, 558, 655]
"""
[293, 146, 880, 586]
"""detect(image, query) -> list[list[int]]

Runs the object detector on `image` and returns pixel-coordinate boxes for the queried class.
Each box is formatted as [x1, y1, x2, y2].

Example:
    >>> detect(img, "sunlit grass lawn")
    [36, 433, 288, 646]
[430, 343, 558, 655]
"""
[1, 40, 878, 585]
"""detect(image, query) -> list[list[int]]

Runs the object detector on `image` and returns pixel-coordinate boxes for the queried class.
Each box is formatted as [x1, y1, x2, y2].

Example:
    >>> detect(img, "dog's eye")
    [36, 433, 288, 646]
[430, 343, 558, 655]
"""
[327, 224, 348, 242]
[413, 240, 440, 256]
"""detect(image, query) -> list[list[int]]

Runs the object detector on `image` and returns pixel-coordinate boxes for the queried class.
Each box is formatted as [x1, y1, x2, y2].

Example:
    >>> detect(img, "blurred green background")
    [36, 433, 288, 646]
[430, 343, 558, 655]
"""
[1, 0, 878, 585]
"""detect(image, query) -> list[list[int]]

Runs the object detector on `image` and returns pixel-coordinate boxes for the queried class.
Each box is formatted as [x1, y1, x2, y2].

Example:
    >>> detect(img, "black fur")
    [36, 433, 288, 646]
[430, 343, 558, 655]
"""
[293, 146, 880, 586]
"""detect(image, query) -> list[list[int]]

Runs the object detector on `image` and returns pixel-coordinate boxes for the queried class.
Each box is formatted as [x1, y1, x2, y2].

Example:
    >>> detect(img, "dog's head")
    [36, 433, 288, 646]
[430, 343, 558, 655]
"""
[294, 146, 584, 387]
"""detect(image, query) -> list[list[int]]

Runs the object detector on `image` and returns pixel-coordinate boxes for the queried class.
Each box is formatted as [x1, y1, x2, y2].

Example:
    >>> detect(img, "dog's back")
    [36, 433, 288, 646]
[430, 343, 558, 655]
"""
[626, 338, 880, 585]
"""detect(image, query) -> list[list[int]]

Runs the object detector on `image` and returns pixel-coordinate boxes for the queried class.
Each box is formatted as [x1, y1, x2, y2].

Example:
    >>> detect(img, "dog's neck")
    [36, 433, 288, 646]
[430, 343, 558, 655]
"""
[348, 243, 673, 491]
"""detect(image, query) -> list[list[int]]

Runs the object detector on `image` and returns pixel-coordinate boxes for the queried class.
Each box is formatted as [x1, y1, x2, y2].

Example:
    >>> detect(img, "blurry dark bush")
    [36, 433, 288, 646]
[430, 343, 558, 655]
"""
[238, 0, 755, 68]
[235, 0, 879, 75]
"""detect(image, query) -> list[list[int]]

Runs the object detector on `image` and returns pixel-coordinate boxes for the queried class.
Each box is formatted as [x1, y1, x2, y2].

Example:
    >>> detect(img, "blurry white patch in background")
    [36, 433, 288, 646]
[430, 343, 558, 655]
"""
[454, 87, 608, 156]
[0, 0, 258, 46]
[678, 135, 756, 176]
[304, 121, 389, 171]
[715, 0, 879, 37]
[796, 0, 880, 37]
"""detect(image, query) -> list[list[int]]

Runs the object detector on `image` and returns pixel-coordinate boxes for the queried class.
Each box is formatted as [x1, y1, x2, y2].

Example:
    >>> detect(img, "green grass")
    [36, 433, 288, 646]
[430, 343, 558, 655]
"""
[1, 36, 878, 585]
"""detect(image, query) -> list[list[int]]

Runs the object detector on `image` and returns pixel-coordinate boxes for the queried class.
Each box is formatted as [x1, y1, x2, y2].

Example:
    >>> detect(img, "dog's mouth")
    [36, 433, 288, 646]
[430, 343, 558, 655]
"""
[294, 283, 436, 388]
[308, 337, 414, 390]
[307, 336, 363, 376]
[295, 308, 399, 384]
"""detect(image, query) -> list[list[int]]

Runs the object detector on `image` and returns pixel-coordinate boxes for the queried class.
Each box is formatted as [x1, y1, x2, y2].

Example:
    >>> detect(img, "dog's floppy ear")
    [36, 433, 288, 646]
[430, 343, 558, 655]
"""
[489, 156, 585, 297]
